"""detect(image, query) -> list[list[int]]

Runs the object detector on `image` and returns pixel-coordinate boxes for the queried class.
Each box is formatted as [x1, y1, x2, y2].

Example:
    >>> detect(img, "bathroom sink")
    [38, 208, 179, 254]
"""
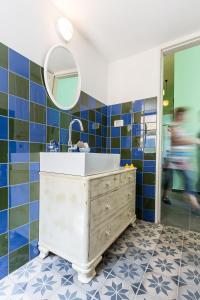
[40, 152, 120, 176]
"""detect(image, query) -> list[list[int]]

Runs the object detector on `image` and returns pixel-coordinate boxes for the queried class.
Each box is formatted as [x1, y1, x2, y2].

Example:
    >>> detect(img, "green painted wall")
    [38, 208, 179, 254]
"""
[174, 44, 200, 191]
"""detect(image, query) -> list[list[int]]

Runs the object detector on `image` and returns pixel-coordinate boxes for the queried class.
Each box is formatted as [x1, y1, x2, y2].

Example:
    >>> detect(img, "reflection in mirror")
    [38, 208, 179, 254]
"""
[44, 45, 81, 110]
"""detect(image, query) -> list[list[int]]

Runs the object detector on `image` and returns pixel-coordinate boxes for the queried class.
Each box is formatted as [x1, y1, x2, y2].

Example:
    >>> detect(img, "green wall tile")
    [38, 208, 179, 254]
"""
[0, 92, 8, 116]
[9, 163, 29, 185]
[9, 204, 29, 230]
[47, 95, 57, 109]
[144, 151, 156, 160]
[132, 137, 143, 147]
[0, 42, 8, 68]
[111, 138, 120, 148]
[60, 112, 71, 129]
[121, 126, 131, 136]
[89, 110, 95, 122]
[30, 143, 46, 162]
[47, 126, 59, 143]
[122, 102, 132, 114]
[121, 149, 131, 159]
[9, 73, 29, 100]
[0, 233, 8, 257]
[30, 102, 46, 124]
[30, 182, 39, 202]
[72, 131, 80, 144]
[30, 221, 39, 241]
[132, 160, 143, 172]
[9, 118, 29, 141]
[143, 173, 156, 185]
[133, 112, 142, 123]
[89, 134, 95, 147]
[60, 145, 68, 152]
[0, 187, 8, 211]
[9, 244, 29, 273]
[111, 115, 120, 126]
[30, 61, 43, 85]
[0, 141, 8, 163]
[143, 198, 155, 210]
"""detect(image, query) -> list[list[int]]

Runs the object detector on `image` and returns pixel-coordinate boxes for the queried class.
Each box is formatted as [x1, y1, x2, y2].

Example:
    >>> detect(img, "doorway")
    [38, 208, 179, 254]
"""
[160, 44, 200, 232]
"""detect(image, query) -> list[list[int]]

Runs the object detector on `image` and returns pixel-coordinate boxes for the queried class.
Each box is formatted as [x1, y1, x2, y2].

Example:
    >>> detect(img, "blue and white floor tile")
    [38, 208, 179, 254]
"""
[0, 220, 199, 299]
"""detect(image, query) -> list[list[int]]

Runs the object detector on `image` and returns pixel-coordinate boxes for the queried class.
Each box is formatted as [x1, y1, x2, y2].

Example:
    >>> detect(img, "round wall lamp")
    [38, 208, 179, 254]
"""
[56, 17, 73, 42]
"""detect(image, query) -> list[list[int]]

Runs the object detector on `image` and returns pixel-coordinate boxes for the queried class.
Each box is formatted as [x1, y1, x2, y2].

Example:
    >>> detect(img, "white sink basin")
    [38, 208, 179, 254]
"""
[40, 152, 120, 176]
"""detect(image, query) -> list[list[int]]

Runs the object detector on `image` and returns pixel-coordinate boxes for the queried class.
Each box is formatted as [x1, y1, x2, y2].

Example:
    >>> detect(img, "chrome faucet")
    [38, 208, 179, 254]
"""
[68, 119, 84, 152]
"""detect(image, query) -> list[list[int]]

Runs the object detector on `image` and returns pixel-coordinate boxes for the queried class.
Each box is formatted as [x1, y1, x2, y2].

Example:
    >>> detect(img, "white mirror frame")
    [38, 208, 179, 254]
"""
[44, 44, 81, 110]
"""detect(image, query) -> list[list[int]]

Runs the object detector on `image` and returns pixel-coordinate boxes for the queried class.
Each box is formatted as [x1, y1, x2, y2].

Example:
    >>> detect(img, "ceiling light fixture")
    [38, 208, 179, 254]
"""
[56, 17, 73, 42]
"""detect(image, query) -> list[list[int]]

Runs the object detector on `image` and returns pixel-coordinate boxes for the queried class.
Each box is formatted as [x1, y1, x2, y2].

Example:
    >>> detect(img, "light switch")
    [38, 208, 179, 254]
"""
[114, 120, 124, 127]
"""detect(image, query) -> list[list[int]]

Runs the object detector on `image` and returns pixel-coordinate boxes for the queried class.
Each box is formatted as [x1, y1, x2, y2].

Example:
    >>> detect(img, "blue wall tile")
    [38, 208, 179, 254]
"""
[111, 148, 120, 154]
[0, 164, 7, 187]
[0, 116, 8, 140]
[30, 201, 39, 222]
[0, 210, 8, 234]
[143, 160, 156, 173]
[0, 67, 8, 93]
[30, 163, 39, 182]
[143, 209, 155, 222]
[121, 136, 131, 149]
[80, 132, 89, 143]
[121, 113, 131, 125]
[111, 127, 120, 137]
[9, 183, 29, 208]
[9, 96, 29, 121]
[111, 104, 121, 115]
[30, 123, 46, 143]
[136, 172, 143, 185]
[0, 255, 8, 279]
[143, 185, 155, 198]
[60, 128, 69, 145]
[96, 136, 102, 147]
[80, 110, 88, 119]
[47, 108, 59, 127]
[132, 99, 144, 112]
[30, 240, 39, 260]
[9, 224, 29, 252]
[96, 111, 101, 123]
[9, 141, 29, 163]
[30, 81, 46, 106]
[132, 148, 143, 160]
[9, 49, 29, 78]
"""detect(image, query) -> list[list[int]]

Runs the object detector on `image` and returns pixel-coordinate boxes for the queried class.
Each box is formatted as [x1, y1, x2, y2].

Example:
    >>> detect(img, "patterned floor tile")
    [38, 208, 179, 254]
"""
[111, 257, 144, 285]
[148, 256, 180, 277]
[139, 272, 178, 299]
[155, 243, 182, 260]
[182, 250, 200, 269]
[98, 275, 135, 300]
[120, 245, 153, 266]
[179, 265, 200, 287]
[48, 256, 76, 277]
[177, 284, 200, 300]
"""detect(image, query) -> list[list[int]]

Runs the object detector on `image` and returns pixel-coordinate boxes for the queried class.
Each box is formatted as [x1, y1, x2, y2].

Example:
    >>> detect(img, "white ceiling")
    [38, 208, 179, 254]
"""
[52, 0, 200, 61]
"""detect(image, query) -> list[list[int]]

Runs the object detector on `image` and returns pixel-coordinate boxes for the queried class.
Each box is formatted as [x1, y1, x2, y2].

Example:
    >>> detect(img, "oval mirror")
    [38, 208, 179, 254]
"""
[44, 45, 81, 110]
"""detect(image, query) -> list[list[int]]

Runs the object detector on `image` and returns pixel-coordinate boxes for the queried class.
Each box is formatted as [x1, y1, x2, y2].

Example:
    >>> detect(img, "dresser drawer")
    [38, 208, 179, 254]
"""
[120, 170, 136, 186]
[90, 184, 135, 229]
[89, 206, 134, 260]
[90, 174, 120, 199]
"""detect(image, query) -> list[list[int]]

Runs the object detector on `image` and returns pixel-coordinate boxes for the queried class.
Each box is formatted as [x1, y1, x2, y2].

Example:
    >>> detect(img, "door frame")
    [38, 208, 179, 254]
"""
[155, 35, 200, 224]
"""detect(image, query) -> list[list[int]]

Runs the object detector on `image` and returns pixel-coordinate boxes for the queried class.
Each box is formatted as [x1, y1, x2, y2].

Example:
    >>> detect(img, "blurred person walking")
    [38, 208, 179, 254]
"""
[162, 107, 200, 214]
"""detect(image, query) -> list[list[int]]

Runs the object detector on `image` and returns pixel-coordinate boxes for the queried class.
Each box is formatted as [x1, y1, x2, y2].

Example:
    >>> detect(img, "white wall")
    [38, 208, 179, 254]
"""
[107, 30, 200, 105]
[107, 47, 160, 104]
[0, 0, 108, 104]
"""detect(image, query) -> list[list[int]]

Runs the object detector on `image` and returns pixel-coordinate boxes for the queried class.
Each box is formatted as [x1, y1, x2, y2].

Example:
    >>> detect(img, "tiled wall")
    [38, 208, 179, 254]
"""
[106, 98, 157, 223]
[0, 42, 107, 279]
[0, 41, 157, 280]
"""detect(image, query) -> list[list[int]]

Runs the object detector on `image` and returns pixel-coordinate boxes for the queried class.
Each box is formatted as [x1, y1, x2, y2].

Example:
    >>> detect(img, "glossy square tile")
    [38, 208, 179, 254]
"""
[47, 107, 59, 127]
[0, 164, 8, 187]
[30, 102, 46, 124]
[0, 187, 8, 211]
[30, 81, 46, 106]
[30, 201, 39, 222]
[9, 141, 29, 163]
[0, 92, 8, 116]
[0, 67, 8, 93]
[0, 255, 8, 279]
[9, 72, 29, 99]
[0, 140, 8, 163]
[9, 223, 29, 252]
[9, 204, 29, 230]
[9, 49, 29, 78]
[0, 42, 8, 69]
[30, 61, 43, 85]
[9, 118, 29, 141]
[0, 210, 8, 234]
[9, 244, 29, 273]
[0, 116, 8, 139]
[0, 233, 8, 257]
[30, 122, 46, 143]
[9, 183, 29, 208]
[9, 163, 29, 185]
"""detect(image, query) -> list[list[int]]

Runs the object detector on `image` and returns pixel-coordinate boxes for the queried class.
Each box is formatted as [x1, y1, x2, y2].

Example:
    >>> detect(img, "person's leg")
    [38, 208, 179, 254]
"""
[162, 168, 173, 205]
[181, 169, 200, 210]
